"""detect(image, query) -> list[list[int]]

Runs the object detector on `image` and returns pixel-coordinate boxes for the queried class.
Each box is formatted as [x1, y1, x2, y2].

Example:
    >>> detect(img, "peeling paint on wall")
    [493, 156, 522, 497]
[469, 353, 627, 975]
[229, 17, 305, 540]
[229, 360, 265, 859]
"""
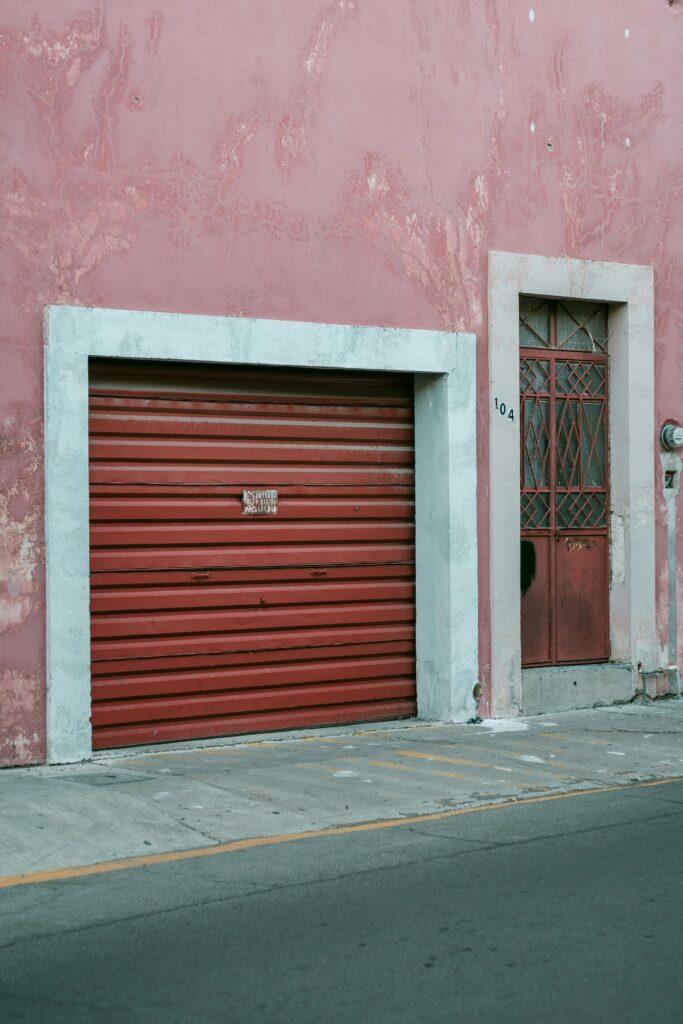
[0, 8, 143, 302]
[217, 116, 260, 177]
[0, 672, 44, 765]
[3, 175, 142, 304]
[145, 9, 163, 53]
[276, 0, 358, 174]
[0, 425, 40, 634]
[0, 5, 264, 294]
[0, 423, 44, 766]
[558, 84, 673, 256]
[329, 153, 489, 329]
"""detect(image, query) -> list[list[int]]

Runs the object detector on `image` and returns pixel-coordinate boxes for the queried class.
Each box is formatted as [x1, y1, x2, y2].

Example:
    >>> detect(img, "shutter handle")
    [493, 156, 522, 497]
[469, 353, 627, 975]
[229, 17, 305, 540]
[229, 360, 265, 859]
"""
[311, 568, 328, 577]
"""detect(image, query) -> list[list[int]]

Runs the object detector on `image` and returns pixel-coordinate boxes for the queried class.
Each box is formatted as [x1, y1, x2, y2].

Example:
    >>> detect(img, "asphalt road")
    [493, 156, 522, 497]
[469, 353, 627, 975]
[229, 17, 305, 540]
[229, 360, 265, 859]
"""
[2, 780, 683, 1023]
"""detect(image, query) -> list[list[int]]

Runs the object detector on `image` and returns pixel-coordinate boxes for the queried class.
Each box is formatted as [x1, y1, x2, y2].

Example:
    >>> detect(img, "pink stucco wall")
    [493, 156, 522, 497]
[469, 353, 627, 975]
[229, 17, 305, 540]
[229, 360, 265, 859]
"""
[2, 0, 682, 765]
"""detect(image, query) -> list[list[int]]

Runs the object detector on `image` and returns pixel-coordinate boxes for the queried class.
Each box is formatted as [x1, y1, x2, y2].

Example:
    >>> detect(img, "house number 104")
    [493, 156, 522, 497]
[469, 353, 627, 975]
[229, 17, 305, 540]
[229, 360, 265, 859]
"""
[494, 397, 515, 422]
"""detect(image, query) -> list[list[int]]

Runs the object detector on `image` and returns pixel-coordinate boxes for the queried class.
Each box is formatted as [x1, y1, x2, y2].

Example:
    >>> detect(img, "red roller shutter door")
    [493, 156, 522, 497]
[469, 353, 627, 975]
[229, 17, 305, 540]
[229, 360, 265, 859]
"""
[88, 360, 416, 749]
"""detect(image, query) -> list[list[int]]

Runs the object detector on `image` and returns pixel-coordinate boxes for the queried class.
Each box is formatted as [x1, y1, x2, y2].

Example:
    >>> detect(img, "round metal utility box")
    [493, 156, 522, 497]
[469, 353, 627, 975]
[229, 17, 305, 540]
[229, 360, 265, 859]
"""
[661, 424, 683, 451]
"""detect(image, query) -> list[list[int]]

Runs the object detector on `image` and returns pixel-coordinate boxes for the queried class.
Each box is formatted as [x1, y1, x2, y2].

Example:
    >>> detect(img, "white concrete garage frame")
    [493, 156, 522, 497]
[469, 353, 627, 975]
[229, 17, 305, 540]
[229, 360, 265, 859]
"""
[488, 251, 657, 718]
[45, 306, 478, 763]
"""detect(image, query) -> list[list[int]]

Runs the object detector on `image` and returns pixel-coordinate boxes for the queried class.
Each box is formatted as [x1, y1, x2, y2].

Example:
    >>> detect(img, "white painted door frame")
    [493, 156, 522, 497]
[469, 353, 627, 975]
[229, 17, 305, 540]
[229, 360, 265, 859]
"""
[488, 251, 657, 716]
[44, 306, 479, 762]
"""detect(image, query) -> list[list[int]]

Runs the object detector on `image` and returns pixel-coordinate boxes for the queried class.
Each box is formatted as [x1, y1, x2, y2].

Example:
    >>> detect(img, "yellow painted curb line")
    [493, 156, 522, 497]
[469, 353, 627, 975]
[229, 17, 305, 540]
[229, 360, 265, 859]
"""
[0, 777, 679, 890]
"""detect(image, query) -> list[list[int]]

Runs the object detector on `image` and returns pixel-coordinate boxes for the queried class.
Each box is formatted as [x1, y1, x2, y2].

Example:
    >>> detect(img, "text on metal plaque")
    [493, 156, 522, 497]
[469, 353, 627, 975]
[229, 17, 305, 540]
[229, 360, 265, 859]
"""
[242, 489, 278, 515]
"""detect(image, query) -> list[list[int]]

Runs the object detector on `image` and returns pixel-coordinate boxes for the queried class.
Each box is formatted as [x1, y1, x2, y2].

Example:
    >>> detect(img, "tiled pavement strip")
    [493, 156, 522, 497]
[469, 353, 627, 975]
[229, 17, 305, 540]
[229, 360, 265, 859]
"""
[1, 702, 683, 879]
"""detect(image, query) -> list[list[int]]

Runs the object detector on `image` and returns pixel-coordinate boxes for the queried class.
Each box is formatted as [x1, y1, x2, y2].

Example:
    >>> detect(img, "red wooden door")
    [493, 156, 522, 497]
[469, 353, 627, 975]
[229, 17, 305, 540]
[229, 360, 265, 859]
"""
[88, 360, 416, 749]
[519, 298, 609, 667]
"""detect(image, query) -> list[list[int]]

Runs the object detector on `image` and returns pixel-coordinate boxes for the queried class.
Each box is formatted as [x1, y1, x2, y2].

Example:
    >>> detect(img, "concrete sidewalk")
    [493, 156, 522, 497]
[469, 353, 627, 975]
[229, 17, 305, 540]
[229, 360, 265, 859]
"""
[2, 701, 683, 879]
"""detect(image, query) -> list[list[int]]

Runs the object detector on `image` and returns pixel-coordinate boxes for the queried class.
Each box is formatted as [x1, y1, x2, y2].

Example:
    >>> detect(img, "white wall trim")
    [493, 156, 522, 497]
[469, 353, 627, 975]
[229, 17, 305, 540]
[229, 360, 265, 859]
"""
[488, 251, 656, 717]
[44, 306, 478, 763]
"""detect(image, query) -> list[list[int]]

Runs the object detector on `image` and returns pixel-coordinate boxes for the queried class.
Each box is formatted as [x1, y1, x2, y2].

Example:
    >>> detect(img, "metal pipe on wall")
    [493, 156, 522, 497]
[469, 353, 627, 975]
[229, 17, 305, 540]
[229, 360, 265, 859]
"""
[660, 423, 683, 698]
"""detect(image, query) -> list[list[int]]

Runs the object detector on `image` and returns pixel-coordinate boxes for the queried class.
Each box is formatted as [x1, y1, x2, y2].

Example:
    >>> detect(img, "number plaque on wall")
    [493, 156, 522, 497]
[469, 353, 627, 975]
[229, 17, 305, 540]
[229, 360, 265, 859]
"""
[241, 489, 278, 515]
